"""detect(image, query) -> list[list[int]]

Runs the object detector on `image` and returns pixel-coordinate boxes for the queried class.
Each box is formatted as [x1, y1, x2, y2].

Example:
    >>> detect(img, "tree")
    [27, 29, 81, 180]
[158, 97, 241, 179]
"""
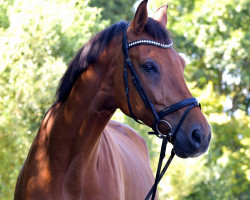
[89, 0, 138, 24]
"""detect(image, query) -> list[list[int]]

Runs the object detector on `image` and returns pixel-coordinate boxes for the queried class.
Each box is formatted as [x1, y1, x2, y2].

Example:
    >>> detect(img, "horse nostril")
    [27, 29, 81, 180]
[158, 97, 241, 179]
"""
[191, 129, 201, 148]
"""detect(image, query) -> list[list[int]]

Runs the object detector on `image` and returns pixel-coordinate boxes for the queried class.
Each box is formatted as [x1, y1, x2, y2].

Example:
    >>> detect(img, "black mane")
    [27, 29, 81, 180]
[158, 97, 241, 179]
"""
[55, 18, 171, 103]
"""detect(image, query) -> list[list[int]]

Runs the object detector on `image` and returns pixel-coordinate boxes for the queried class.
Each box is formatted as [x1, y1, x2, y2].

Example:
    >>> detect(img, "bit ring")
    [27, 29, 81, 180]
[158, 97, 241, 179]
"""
[155, 120, 172, 139]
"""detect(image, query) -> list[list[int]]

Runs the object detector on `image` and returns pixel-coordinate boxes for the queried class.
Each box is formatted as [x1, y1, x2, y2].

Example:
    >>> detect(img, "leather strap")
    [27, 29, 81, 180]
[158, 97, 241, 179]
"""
[158, 98, 199, 118]
[145, 148, 175, 200]
[122, 24, 161, 124]
[122, 23, 201, 200]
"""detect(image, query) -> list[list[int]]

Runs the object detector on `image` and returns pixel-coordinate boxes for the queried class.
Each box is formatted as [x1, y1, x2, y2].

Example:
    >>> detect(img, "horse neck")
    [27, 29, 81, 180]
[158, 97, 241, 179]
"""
[40, 60, 117, 169]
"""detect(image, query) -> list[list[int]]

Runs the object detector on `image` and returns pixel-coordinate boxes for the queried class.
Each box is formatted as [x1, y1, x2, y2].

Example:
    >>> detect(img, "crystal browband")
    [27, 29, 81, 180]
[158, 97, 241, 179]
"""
[128, 39, 173, 49]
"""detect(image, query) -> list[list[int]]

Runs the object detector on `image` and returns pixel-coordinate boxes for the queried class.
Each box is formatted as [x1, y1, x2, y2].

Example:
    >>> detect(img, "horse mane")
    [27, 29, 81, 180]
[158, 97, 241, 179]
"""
[54, 18, 171, 103]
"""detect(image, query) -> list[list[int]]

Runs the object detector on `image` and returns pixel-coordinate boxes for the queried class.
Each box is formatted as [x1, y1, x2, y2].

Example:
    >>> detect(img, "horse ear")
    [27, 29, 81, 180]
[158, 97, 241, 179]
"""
[131, 0, 148, 35]
[153, 5, 168, 27]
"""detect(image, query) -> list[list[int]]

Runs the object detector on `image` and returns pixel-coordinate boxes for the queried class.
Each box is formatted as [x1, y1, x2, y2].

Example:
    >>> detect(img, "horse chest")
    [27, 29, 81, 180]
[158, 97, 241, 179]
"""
[63, 124, 154, 200]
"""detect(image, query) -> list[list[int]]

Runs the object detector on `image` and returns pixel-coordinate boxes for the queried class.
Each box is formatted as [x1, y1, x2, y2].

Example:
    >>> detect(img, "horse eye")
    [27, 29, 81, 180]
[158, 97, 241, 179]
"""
[142, 63, 158, 73]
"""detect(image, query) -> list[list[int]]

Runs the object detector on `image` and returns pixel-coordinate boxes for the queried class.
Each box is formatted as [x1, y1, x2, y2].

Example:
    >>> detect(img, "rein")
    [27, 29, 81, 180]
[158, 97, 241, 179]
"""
[122, 24, 200, 200]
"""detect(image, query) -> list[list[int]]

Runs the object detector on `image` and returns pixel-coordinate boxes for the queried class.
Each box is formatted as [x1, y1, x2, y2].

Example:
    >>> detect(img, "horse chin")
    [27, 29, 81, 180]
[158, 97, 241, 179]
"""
[172, 135, 209, 159]
[173, 147, 189, 158]
[173, 146, 205, 158]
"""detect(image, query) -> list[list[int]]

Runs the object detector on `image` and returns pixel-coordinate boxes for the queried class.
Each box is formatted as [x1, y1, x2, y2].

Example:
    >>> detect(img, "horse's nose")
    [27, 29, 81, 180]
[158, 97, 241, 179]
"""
[173, 125, 211, 158]
[189, 129, 202, 150]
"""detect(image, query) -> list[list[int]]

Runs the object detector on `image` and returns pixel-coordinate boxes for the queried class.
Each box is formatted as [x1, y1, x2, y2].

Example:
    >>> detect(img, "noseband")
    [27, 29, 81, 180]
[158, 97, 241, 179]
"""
[122, 24, 200, 200]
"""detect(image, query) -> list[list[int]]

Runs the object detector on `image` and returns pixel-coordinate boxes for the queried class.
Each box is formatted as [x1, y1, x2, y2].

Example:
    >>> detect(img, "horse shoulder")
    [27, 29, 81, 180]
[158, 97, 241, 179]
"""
[106, 120, 151, 164]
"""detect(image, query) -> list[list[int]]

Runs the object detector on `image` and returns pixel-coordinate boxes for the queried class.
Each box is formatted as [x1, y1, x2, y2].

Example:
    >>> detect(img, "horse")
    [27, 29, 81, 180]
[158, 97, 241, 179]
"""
[14, 1, 211, 199]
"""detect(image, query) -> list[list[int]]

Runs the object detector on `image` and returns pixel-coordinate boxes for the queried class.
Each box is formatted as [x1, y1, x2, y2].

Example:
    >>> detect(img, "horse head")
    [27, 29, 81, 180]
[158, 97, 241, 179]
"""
[113, 0, 211, 158]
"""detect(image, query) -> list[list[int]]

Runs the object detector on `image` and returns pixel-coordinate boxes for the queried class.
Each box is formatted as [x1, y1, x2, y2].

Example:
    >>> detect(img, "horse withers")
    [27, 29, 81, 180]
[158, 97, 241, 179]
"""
[14, 1, 211, 199]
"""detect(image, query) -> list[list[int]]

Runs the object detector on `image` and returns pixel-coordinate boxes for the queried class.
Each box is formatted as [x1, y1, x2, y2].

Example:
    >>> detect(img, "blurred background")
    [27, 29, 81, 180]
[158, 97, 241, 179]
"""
[0, 0, 249, 199]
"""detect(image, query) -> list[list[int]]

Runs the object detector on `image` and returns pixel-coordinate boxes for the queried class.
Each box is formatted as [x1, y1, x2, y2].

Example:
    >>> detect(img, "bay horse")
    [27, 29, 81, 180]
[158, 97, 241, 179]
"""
[14, 1, 211, 199]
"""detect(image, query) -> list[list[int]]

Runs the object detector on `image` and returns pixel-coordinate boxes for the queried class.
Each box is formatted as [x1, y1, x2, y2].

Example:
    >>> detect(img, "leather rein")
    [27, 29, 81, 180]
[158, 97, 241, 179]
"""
[122, 24, 200, 200]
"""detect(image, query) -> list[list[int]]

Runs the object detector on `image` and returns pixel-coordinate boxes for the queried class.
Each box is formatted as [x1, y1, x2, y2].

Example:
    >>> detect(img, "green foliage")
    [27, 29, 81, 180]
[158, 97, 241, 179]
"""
[183, 116, 250, 200]
[0, 2, 9, 29]
[199, 116, 250, 200]
[89, 0, 138, 24]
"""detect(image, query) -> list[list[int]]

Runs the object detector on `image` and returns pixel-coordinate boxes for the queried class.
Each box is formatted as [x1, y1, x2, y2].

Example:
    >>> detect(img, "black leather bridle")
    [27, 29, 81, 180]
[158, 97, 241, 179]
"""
[122, 24, 201, 200]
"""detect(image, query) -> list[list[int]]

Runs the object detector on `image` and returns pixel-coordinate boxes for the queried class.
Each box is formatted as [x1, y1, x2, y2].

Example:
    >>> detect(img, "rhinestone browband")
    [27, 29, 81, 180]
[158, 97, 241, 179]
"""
[128, 39, 173, 49]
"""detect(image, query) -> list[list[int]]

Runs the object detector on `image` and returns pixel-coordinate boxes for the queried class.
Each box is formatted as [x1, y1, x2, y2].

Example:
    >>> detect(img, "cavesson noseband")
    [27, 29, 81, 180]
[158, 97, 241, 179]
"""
[122, 24, 200, 200]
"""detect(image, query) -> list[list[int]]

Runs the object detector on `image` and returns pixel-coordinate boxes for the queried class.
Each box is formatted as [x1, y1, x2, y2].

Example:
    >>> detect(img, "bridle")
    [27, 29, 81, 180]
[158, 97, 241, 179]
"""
[122, 24, 201, 200]
[122, 24, 200, 199]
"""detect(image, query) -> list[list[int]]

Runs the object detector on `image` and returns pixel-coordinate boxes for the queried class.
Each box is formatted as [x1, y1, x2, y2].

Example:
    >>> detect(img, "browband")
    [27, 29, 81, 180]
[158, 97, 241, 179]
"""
[128, 39, 173, 49]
